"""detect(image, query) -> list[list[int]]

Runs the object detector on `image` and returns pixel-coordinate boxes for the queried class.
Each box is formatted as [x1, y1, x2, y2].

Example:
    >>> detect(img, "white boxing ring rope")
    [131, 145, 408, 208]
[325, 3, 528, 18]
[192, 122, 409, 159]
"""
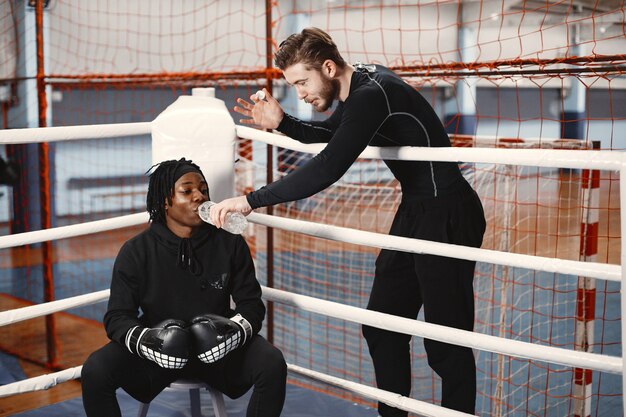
[1, 122, 624, 170]
[235, 125, 626, 171]
[0, 121, 625, 417]
[0, 206, 619, 283]
[0, 122, 152, 144]
[0, 213, 148, 249]
[248, 213, 620, 282]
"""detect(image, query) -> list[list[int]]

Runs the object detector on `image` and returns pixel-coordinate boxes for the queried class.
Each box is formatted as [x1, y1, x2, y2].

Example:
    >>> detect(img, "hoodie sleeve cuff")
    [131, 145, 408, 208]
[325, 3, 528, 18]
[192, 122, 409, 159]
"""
[230, 313, 253, 344]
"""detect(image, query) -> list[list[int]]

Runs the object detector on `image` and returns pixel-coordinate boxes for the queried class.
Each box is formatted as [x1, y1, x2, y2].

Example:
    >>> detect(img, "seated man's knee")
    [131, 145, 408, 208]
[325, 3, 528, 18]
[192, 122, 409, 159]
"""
[82, 350, 112, 390]
[263, 344, 287, 381]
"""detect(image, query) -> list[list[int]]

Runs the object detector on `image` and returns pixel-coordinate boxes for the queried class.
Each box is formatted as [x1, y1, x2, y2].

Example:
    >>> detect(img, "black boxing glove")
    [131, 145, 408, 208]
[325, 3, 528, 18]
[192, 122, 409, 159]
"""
[190, 313, 253, 363]
[125, 319, 190, 369]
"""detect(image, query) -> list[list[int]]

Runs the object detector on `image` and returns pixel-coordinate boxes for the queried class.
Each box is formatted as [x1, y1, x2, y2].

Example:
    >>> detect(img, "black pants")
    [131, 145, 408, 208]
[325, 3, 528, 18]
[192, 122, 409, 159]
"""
[81, 335, 287, 417]
[362, 180, 486, 416]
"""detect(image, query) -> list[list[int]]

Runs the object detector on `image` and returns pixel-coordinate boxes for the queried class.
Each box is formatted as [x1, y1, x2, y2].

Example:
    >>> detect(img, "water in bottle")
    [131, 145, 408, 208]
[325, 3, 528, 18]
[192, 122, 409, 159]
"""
[197, 201, 248, 235]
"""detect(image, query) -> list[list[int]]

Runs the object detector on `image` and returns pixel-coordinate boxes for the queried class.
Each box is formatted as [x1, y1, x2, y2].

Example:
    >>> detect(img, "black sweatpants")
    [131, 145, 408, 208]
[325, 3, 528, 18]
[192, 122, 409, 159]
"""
[81, 335, 287, 417]
[362, 180, 486, 416]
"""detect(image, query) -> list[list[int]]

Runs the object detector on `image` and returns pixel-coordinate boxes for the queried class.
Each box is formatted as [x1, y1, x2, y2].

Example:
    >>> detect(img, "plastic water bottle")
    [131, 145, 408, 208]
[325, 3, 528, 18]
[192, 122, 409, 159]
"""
[197, 201, 248, 235]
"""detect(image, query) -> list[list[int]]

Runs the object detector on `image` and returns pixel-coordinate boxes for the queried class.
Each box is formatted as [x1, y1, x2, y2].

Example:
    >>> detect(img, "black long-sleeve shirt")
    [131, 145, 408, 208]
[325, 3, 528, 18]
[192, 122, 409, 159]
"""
[246, 64, 464, 209]
[104, 222, 265, 347]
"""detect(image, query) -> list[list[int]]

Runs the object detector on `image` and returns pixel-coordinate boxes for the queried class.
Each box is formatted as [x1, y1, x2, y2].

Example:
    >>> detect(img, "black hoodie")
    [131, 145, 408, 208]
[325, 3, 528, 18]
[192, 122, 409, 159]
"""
[104, 221, 265, 347]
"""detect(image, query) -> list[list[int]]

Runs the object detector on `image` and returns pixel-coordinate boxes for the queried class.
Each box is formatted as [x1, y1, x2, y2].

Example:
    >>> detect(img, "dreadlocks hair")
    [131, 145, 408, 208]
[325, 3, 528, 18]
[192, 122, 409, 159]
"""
[145, 158, 206, 224]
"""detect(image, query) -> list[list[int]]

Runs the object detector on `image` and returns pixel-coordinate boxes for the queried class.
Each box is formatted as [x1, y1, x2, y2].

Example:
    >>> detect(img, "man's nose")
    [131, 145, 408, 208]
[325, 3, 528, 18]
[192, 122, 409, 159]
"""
[192, 189, 205, 201]
[296, 86, 306, 100]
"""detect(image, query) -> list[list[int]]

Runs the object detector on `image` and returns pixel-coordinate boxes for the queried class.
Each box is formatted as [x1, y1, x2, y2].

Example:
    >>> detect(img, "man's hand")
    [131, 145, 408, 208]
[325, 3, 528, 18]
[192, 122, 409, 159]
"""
[190, 313, 252, 363]
[126, 319, 190, 369]
[209, 196, 252, 229]
[234, 88, 284, 130]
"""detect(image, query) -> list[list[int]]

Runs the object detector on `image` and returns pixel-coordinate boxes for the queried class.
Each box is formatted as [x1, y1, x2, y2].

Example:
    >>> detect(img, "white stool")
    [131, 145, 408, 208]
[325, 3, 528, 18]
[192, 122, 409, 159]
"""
[137, 378, 227, 417]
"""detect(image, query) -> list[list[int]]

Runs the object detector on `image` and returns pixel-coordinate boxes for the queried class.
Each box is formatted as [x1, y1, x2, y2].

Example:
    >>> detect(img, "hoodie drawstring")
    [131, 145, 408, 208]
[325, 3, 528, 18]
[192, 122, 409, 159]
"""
[177, 238, 201, 275]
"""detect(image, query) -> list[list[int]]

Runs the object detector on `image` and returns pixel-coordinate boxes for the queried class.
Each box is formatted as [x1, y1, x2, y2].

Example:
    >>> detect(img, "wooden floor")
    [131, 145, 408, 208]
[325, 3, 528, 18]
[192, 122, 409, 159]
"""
[0, 296, 109, 416]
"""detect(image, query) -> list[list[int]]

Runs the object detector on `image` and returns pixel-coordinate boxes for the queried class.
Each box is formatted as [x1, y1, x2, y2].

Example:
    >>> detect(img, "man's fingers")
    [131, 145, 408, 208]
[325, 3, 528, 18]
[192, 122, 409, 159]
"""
[216, 209, 224, 228]
[233, 106, 246, 115]
[210, 203, 224, 228]
[266, 91, 278, 103]
[209, 206, 219, 227]
[236, 98, 254, 109]
[213, 207, 224, 228]
[239, 118, 256, 125]
[233, 105, 252, 116]
[266, 90, 281, 105]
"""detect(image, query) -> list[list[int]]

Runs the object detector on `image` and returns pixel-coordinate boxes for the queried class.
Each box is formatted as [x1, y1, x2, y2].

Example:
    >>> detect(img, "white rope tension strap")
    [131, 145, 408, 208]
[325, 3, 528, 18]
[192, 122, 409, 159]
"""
[0, 366, 83, 398]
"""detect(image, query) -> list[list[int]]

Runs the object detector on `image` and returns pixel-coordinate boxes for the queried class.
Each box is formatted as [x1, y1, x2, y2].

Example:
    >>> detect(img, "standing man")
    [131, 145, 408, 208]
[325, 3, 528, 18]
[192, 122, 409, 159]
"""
[81, 158, 287, 417]
[212, 27, 485, 416]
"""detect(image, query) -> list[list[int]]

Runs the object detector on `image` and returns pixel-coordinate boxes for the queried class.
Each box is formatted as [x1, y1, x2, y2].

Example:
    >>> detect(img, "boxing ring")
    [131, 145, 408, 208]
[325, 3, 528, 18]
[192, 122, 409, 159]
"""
[0, 91, 624, 417]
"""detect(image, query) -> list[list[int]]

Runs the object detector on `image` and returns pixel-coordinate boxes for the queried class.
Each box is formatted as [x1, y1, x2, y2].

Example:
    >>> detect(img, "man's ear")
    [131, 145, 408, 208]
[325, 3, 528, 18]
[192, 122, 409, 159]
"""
[321, 59, 337, 78]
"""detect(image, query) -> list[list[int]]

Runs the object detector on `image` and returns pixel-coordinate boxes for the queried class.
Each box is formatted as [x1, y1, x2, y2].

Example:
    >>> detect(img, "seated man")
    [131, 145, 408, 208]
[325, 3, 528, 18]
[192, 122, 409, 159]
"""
[81, 158, 287, 417]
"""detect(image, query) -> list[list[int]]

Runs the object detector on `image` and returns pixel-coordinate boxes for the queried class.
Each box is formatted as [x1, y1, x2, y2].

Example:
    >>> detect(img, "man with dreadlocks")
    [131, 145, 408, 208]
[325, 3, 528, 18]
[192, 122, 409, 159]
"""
[81, 158, 287, 417]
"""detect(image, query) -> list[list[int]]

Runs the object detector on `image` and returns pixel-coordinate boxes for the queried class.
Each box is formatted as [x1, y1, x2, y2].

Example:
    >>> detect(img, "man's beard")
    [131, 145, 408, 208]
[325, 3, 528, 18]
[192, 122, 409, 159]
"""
[313, 77, 340, 112]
